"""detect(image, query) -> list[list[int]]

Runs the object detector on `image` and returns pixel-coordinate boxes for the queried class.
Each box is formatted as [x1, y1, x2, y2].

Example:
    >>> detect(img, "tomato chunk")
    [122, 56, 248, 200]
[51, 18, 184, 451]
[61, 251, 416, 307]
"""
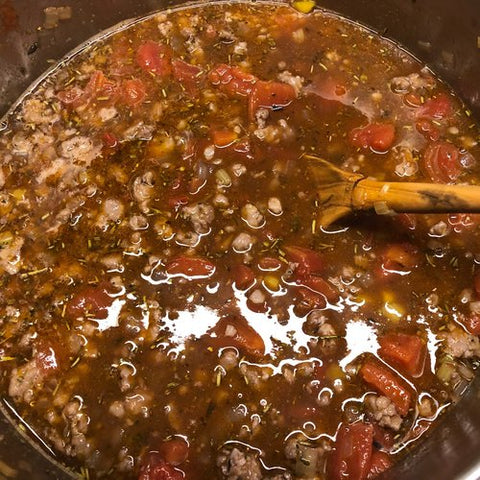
[328, 422, 374, 480]
[158, 438, 189, 466]
[208, 63, 257, 96]
[67, 283, 113, 319]
[121, 78, 146, 106]
[136, 41, 173, 77]
[360, 360, 411, 416]
[379, 243, 419, 278]
[248, 80, 296, 119]
[172, 58, 204, 93]
[284, 245, 324, 275]
[165, 256, 215, 278]
[379, 333, 426, 377]
[139, 452, 183, 480]
[423, 141, 462, 183]
[349, 123, 395, 153]
[367, 450, 392, 479]
[297, 275, 339, 303]
[233, 264, 255, 290]
[210, 316, 265, 356]
[417, 93, 453, 120]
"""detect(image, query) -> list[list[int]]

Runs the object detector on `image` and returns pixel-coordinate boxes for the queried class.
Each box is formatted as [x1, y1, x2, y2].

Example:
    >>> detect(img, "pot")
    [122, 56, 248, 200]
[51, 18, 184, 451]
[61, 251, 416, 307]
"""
[0, 1, 479, 479]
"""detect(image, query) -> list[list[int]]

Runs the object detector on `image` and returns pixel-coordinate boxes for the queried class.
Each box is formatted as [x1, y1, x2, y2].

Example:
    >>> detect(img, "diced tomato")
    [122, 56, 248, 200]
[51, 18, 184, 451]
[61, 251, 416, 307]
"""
[35, 340, 65, 375]
[416, 119, 440, 142]
[367, 450, 392, 479]
[328, 422, 374, 480]
[233, 264, 255, 290]
[139, 452, 183, 480]
[360, 360, 411, 416]
[158, 438, 189, 466]
[422, 141, 462, 184]
[349, 123, 395, 153]
[284, 245, 324, 275]
[57, 86, 84, 107]
[172, 58, 204, 93]
[258, 257, 283, 271]
[102, 132, 119, 149]
[403, 92, 423, 108]
[67, 283, 114, 319]
[379, 243, 419, 277]
[208, 63, 257, 97]
[167, 195, 189, 211]
[297, 275, 339, 303]
[85, 70, 118, 101]
[248, 80, 296, 119]
[121, 78, 146, 106]
[296, 287, 327, 312]
[417, 93, 453, 120]
[136, 41, 173, 77]
[165, 256, 215, 278]
[211, 129, 238, 148]
[210, 316, 265, 356]
[462, 313, 480, 336]
[378, 333, 426, 377]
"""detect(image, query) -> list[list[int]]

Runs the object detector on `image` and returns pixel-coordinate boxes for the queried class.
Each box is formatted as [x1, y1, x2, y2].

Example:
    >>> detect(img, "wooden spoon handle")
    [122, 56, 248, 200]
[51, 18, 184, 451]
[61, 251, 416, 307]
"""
[352, 179, 480, 214]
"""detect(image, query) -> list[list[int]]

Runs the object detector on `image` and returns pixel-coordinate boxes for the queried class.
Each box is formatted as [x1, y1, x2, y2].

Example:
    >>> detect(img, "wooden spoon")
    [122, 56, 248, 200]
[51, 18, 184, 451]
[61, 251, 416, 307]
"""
[306, 155, 480, 227]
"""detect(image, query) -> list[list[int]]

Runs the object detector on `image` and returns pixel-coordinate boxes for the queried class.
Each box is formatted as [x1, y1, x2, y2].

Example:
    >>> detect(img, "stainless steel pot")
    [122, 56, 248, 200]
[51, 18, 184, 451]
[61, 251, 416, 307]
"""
[0, 1, 479, 478]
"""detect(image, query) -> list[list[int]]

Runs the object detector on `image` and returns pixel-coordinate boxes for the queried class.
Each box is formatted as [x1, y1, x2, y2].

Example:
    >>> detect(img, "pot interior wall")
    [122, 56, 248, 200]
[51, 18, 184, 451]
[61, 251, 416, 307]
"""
[0, 1, 479, 479]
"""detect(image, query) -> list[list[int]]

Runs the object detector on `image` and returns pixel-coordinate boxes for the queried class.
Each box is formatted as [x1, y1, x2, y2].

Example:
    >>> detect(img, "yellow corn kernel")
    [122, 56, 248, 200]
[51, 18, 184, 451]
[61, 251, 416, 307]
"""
[263, 274, 280, 292]
[292, 0, 315, 14]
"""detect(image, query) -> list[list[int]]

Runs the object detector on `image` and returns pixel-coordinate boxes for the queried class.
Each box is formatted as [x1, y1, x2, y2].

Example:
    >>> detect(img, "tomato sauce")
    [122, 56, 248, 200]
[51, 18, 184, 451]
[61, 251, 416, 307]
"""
[0, 2, 479, 479]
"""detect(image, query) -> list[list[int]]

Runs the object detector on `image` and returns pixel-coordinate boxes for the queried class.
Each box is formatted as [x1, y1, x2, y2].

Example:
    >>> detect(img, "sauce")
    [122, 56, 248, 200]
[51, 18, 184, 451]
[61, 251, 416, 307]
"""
[0, 2, 479, 479]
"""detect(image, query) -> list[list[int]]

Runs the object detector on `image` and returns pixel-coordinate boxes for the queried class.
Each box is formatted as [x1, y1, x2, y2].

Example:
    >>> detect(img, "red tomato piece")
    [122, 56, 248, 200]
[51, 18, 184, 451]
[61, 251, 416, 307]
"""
[167, 195, 189, 211]
[379, 243, 419, 277]
[417, 93, 453, 120]
[297, 287, 327, 312]
[172, 58, 204, 93]
[378, 333, 426, 377]
[211, 129, 238, 148]
[284, 245, 324, 275]
[158, 438, 189, 466]
[360, 360, 412, 416]
[258, 257, 283, 271]
[423, 141, 462, 184]
[349, 123, 395, 153]
[139, 452, 183, 480]
[416, 118, 440, 142]
[210, 316, 265, 356]
[233, 264, 255, 290]
[165, 256, 215, 278]
[102, 132, 119, 149]
[208, 63, 257, 97]
[121, 78, 146, 106]
[85, 70, 118, 101]
[248, 80, 296, 119]
[328, 422, 374, 480]
[67, 283, 113, 319]
[35, 340, 66, 375]
[367, 450, 392, 479]
[57, 86, 84, 106]
[136, 41, 173, 77]
[297, 275, 339, 303]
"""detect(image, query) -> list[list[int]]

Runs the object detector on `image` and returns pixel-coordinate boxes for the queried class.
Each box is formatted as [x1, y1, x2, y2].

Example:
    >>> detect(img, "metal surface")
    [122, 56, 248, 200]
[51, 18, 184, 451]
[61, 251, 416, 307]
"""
[0, 1, 479, 479]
